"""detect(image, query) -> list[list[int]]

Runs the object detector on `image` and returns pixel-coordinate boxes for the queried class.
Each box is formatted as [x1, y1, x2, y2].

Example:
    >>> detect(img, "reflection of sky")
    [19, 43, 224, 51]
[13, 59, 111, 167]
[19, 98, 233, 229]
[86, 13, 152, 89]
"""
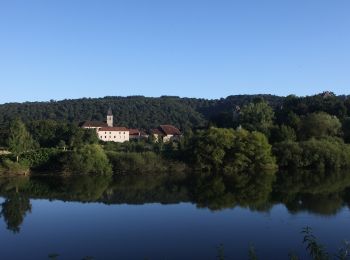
[0, 198, 349, 259]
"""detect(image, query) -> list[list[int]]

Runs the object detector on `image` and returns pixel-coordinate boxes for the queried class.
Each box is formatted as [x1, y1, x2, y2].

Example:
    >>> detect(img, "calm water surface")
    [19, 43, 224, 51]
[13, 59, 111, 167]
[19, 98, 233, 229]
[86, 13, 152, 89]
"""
[0, 172, 350, 259]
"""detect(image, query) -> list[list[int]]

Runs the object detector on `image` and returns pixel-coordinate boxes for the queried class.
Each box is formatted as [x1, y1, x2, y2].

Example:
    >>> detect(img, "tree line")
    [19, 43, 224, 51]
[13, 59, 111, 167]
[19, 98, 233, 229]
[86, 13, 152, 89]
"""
[1, 92, 350, 176]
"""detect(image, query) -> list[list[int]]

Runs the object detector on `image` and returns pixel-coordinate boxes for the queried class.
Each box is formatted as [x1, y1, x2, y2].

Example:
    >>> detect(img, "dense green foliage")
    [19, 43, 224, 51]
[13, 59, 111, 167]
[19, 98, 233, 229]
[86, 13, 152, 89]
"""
[0, 159, 30, 175]
[8, 119, 35, 162]
[1, 92, 350, 176]
[0, 95, 283, 133]
[62, 144, 112, 175]
[107, 151, 187, 174]
[343, 117, 350, 143]
[27, 120, 99, 148]
[239, 99, 275, 135]
[187, 128, 277, 174]
[299, 112, 342, 140]
[21, 148, 63, 171]
[273, 139, 350, 170]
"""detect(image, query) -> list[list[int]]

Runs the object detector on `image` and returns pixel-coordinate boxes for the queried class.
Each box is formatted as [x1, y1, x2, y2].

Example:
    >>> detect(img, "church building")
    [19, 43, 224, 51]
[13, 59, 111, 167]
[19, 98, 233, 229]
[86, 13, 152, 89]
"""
[81, 108, 130, 143]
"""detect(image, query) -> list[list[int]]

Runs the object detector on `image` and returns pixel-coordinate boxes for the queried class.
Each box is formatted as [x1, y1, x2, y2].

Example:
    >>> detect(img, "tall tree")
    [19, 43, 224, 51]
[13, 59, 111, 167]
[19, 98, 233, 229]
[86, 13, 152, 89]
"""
[8, 119, 34, 162]
[239, 100, 275, 135]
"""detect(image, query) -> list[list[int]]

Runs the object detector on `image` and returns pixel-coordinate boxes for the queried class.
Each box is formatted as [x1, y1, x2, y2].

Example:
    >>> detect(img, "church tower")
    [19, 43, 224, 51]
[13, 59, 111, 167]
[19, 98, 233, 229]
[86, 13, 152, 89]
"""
[107, 108, 113, 127]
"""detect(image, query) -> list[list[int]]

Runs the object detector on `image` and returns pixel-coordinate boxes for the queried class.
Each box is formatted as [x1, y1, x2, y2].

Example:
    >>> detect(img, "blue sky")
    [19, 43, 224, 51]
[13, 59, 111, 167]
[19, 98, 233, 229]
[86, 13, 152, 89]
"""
[0, 0, 349, 103]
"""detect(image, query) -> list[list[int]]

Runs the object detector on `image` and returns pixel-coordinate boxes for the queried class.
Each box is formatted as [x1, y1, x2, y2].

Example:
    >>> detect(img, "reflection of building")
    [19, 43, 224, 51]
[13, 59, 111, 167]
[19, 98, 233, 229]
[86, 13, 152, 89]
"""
[151, 125, 182, 142]
[81, 109, 130, 143]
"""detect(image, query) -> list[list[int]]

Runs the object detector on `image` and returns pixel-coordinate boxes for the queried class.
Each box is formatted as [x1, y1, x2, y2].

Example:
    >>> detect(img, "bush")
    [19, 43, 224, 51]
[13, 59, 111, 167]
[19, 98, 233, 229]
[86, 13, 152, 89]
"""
[299, 112, 341, 140]
[107, 151, 187, 174]
[0, 159, 30, 175]
[223, 130, 277, 175]
[188, 128, 277, 174]
[63, 144, 112, 175]
[273, 138, 350, 170]
[21, 148, 63, 171]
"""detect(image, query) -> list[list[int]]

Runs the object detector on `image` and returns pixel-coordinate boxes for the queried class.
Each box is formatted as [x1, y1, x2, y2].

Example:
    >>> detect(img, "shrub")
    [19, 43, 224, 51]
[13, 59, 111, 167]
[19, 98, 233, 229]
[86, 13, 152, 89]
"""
[273, 138, 350, 170]
[21, 148, 63, 171]
[189, 128, 277, 174]
[0, 159, 30, 175]
[63, 144, 112, 175]
[107, 151, 186, 174]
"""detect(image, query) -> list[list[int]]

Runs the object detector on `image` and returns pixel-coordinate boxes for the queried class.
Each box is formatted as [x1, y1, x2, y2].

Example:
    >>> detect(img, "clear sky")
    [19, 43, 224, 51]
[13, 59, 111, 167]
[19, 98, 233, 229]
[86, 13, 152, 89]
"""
[0, 0, 349, 104]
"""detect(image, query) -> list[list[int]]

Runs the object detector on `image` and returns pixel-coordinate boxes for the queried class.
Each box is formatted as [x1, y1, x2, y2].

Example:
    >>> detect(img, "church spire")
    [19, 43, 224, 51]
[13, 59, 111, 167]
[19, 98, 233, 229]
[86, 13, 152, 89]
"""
[107, 107, 113, 116]
[107, 108, 113, 127]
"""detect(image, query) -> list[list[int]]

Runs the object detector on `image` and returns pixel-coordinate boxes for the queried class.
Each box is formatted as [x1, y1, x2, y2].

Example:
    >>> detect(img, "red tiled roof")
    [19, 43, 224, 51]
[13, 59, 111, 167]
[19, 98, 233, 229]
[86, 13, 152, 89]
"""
[98, 127, 128, 132]
[159, 125, 181, 135]
[81, 121, 108, 128]
[140, 130, 148, 136]
[151, 128, 164, 135]
[129, 129, 140, 135]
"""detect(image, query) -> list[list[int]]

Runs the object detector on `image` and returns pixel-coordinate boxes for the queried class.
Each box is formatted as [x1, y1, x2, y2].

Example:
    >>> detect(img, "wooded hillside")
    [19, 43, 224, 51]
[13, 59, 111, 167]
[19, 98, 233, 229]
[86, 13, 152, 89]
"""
[0, 95, 283, 130]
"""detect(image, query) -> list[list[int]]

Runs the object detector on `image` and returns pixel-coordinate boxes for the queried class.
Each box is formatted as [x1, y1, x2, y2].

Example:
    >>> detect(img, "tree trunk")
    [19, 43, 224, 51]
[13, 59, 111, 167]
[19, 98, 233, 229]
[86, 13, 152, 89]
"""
[16, 155, 19, 163]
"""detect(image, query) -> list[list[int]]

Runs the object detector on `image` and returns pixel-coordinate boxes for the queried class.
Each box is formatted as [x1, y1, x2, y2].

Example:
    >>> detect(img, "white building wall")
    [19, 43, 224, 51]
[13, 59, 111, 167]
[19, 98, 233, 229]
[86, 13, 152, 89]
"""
[163, 135, 174, 143]
[98, 130, 130, 143]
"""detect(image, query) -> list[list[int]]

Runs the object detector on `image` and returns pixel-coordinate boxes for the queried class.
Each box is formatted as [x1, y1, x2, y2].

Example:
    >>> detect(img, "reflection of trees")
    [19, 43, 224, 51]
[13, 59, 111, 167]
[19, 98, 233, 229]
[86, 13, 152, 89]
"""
[61, 175, 112, 201]
[1, 167, 350, 217]
[1, 193, 32, 233]
[275, 169, 350, 195]
[191, 169, 276, 211]
[0, 176, 30, 193]
[192, 176, 236, 210]
[102, 174, 189, 204]
[284, 194, 343, 216]
[274, 169, 350, 215]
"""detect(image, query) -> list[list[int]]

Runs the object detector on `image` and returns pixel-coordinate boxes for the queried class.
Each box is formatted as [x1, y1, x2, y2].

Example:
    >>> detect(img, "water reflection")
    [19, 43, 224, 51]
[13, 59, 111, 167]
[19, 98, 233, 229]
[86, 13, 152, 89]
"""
[0, 177, 32, 233]
[273, 169, 350, 216]
[1, 169, 350, 233]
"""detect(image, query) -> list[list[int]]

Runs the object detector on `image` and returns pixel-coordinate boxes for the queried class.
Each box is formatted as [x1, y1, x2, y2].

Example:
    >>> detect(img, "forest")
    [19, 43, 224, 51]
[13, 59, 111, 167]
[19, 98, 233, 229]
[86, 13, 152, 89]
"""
[0, 94, 283, 135]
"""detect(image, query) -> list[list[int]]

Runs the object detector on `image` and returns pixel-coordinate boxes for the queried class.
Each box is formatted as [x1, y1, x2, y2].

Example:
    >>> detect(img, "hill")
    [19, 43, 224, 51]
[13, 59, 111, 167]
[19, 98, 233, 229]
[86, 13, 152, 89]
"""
[0, 95, 283, 130]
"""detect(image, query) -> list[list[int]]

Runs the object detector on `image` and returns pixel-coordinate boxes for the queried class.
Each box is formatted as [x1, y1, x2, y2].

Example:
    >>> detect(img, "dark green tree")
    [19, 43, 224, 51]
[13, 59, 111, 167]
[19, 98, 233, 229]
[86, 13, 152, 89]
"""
[270, 125, 297, 143]
[343, 117, 350, 143]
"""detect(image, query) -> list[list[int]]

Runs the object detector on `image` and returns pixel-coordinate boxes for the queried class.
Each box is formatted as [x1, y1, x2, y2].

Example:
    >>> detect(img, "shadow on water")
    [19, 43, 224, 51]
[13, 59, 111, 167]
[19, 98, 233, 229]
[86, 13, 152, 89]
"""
[1, 168, 350, 233]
